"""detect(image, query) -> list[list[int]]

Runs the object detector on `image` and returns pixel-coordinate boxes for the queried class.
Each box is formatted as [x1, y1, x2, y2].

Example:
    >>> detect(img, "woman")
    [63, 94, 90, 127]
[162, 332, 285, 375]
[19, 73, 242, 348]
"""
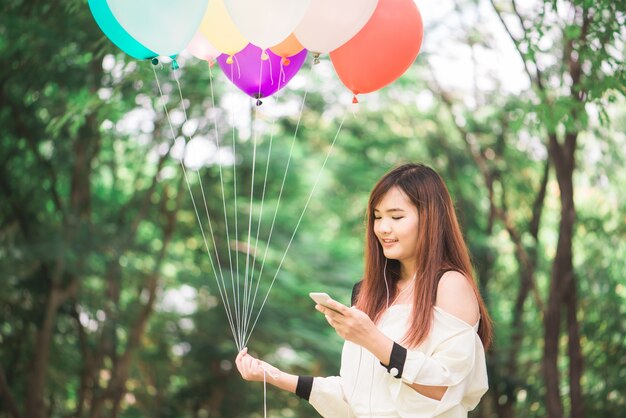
[236, 163, 493, 417]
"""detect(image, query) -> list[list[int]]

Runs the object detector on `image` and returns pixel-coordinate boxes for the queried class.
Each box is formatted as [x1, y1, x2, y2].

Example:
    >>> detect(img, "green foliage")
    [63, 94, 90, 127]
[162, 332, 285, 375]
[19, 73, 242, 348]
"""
[1, 1, 625, 418]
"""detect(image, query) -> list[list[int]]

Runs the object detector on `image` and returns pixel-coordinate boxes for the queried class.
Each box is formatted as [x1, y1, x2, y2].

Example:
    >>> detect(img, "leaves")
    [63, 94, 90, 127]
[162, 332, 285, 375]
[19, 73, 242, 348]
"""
[1, 1, 626, 417]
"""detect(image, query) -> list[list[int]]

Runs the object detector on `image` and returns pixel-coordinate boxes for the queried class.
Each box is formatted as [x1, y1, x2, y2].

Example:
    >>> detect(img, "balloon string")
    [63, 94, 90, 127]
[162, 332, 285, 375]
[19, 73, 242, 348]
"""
[256, 46, 264, 103]
[226, 58, 242, 348]
[209, 54, 241, 350]
[242, 118, 274, 337]
[245, 108, 347, 347]
[173, 63, 241, 349]
[233, 54, 242, 79]
[263, 369, 267, 418]
[228, 61, 242, 348]
[267, 54, 274, 86]
[242, 54, 288, 340]
[243, 71, 263, 344]
[242, 59, 266, 339]
[262, 366, 279, 418]
[150, 63, 239, 346]
[242, 59, 313, 346]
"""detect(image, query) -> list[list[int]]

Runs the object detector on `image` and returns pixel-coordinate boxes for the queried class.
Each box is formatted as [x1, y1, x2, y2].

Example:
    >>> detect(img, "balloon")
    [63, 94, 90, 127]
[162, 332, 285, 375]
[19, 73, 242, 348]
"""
[186, 32, 220, 64]
[199, 0, 247, 57]
[87, 0, 156, 59]
[295, 0, 378, 54]
[269, 34, 305, 65]
[107, 0, 208, 57]
[224, 0, 311, 50]
[330, 0, 423, 97]
[217, 44, 307, 100]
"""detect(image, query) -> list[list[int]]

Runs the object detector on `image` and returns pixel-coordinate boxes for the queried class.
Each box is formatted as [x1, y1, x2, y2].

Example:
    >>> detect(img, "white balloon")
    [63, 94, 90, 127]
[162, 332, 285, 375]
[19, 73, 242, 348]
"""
[295, 0, 378, 54]
[224, 0, 311, 50]
[108, 0, 208, 57]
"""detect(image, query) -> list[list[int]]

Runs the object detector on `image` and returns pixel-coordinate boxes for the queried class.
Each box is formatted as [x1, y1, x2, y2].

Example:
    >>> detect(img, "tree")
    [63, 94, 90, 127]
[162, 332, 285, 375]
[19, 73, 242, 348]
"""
[490, 1, 625, 417]
[2, 1, 626, 417]
[425, 0, 625, 417]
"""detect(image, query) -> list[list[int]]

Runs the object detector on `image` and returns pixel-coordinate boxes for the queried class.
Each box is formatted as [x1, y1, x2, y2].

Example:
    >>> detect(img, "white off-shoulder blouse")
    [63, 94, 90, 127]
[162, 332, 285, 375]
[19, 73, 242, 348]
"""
[297, 304, 488, 417]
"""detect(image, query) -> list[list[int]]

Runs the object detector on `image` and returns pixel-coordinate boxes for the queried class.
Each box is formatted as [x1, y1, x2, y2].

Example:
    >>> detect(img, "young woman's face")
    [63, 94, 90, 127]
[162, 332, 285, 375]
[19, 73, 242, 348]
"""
[373, 186, 419, 268]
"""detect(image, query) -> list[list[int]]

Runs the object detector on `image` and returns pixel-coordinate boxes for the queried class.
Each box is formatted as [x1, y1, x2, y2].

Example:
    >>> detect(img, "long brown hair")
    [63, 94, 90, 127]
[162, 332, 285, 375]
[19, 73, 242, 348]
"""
[355, 163, 493, 349]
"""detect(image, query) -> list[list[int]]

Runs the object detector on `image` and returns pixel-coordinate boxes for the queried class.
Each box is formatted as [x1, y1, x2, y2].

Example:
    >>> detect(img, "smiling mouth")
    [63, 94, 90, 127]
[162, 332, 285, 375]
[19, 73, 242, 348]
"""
[380, 239, 398, 247]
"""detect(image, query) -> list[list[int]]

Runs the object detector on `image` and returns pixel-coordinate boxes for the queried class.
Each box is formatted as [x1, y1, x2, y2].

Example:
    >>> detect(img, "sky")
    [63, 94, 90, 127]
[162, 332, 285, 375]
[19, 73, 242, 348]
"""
[419, 0, 529, 94]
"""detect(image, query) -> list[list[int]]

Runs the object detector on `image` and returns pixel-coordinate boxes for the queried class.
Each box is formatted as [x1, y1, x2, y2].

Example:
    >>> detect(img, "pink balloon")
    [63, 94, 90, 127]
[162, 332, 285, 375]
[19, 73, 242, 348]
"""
[186, 32, 220, 63]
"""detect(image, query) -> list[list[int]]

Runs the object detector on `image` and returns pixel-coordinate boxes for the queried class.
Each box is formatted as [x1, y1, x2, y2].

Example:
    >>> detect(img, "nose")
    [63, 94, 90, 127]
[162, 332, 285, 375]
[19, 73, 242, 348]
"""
[376, 218, 392, 235]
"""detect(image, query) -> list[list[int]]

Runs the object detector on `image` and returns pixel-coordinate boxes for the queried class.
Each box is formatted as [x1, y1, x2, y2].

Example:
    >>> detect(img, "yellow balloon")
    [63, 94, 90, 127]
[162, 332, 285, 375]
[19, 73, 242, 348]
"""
[199, 0, 247, 56]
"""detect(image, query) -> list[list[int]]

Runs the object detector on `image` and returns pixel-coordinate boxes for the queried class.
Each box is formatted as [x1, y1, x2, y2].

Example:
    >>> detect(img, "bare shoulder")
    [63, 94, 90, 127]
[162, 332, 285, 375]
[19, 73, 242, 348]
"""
[435, 271, 480, 326]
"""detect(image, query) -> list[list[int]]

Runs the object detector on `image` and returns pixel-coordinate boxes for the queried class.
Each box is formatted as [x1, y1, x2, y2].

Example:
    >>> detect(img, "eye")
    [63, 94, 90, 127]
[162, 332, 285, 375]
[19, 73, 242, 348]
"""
[374, 216, 381, 220]
[392, 216, 404, 220]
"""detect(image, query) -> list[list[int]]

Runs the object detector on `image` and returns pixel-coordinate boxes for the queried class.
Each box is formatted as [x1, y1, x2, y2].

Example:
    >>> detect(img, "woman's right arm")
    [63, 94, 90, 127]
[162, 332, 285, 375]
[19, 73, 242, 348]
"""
[235, 348, 354, 417]
[235, 347, 298, 393]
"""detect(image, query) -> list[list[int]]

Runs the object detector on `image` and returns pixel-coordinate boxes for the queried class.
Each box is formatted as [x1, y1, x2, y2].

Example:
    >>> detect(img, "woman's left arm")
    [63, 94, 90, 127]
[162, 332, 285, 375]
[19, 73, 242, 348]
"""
[318, 273, 479, 399]
[318, 301, 448, 400]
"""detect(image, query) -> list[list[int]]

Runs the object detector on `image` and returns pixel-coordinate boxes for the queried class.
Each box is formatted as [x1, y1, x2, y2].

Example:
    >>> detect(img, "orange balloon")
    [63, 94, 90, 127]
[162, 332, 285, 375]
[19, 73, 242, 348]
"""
[329, 0, 423, 96]
[269, 33, 305, 64]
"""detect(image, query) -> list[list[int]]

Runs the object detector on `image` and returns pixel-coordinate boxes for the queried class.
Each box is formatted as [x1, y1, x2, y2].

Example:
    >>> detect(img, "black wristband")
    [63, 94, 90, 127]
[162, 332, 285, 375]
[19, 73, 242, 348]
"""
[296, 375, 314, 400]
[380, 342, 407, 379]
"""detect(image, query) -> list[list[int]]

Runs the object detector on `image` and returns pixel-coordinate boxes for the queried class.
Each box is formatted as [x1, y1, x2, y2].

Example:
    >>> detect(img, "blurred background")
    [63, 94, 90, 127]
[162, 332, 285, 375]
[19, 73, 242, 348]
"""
[1, 0, 625, 417]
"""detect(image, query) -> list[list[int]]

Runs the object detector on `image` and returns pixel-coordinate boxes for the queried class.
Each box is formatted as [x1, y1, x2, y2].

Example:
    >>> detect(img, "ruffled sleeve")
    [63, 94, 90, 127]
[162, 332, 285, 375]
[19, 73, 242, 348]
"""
[383, 307, 488, 416]
[401, 326, 477, 386]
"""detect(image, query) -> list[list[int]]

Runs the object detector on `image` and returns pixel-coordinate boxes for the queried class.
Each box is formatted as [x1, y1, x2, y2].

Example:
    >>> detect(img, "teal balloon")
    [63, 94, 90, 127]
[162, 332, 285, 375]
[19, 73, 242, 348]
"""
[107, 0, 208, 57]
[88, 0, 156, 60]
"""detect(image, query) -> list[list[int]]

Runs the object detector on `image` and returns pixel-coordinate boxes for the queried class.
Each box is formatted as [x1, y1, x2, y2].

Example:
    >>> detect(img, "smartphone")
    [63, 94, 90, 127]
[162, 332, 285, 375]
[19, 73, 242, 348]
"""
[309, 292, 343, 314]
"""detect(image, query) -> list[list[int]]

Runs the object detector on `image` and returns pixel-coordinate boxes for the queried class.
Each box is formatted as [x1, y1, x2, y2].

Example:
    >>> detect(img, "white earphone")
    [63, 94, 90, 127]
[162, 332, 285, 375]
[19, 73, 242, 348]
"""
[383, 258, 390, 309]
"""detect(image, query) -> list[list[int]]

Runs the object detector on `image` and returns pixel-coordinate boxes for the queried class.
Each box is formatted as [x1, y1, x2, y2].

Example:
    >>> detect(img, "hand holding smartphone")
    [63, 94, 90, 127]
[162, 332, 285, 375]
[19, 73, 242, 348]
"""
[309, 292, 344, 314]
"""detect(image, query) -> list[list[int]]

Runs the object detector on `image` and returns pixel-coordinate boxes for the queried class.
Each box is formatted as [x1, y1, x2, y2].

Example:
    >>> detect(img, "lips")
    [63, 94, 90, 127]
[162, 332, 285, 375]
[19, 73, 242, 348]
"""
[380, 239, 398, 248]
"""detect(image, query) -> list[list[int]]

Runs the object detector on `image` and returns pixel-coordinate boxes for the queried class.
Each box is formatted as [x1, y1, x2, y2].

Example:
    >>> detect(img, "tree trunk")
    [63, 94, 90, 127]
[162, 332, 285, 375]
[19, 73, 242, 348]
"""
[88, 276, 158, 418]
[543, 260, 564, 418]
[71, 305, 97, 418]
[544, 131, 583, 418]
[0, 367, 21, 418]
[559, 133, 584, 418]
[89, 182, 181, 418]
[566, 276, 584, 418]
[208, 385, 225, 418]
[24, 280, 78, 418]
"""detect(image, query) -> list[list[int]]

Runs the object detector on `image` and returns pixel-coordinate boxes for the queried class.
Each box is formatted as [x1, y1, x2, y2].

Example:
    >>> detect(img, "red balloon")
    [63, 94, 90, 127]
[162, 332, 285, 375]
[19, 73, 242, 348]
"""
[330, 0, 423, 97]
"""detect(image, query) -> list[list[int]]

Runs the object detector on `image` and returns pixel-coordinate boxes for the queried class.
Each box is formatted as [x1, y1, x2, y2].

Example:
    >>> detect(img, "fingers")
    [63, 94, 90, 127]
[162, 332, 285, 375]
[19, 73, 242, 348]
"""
[315, 302, 347, 320]
[235, 349, 246, 376]
[316, 304, 374, 345]
[235, 348, 258, 380]
[236, 347, 248, 363]
[235, 347, 249, 371]
[235, 348, 272, 382]
[325, 299, 348, 314]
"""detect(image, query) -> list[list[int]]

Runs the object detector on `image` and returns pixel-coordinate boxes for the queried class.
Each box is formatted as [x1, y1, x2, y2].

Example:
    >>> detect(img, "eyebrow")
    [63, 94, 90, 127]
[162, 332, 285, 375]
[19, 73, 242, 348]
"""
[373, 208, 406, 213]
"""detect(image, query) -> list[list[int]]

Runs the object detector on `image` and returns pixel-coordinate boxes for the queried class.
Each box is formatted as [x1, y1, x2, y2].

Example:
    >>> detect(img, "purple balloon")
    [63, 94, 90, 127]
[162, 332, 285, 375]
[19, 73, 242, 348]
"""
[217, 44, 307, 100]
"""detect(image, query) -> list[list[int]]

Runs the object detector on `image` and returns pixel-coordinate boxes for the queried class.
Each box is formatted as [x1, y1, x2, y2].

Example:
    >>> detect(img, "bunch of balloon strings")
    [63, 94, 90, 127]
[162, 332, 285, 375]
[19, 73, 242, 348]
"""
[150, 56, 347, 416]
